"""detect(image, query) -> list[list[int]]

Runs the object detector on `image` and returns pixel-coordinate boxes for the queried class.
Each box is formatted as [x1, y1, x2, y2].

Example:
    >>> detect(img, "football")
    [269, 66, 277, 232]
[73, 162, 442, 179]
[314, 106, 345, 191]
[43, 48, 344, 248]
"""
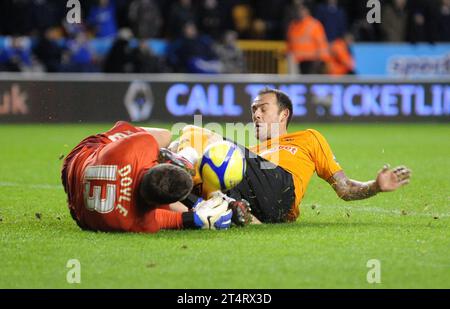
[199, 141, 246, 191]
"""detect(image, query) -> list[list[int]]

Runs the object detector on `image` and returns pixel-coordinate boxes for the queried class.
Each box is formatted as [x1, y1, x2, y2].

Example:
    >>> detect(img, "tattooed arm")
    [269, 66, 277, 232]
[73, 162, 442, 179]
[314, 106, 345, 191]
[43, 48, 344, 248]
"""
[328, 165, 412, 201]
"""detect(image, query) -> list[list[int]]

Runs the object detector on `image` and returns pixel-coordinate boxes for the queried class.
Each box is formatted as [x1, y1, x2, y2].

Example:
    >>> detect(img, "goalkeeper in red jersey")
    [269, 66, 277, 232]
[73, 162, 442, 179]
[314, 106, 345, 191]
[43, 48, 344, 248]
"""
[61, 121, 233, 233]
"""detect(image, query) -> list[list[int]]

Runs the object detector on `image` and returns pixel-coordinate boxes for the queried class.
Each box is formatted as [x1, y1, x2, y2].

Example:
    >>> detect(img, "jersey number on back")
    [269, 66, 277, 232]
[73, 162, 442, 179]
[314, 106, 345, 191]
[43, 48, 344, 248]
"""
[83, 165, 117, 213]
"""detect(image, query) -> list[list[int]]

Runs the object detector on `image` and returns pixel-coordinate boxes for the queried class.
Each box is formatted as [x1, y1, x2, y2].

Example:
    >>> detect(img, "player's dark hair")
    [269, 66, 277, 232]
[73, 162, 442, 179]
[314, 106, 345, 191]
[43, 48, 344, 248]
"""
[257, 88, 293, 128]
[139, 163, 193, 206]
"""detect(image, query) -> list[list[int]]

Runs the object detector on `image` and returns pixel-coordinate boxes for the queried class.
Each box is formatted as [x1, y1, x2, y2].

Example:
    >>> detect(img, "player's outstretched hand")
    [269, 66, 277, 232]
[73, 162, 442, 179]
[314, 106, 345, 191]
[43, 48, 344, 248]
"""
[193, 196, 233, 230]
[376, 164, 412, 192]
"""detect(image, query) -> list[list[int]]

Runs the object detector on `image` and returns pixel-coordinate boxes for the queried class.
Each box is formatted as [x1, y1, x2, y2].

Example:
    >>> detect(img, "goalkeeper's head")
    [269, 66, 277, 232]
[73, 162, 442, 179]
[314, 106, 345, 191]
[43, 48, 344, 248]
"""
[139, 163, 193, 206]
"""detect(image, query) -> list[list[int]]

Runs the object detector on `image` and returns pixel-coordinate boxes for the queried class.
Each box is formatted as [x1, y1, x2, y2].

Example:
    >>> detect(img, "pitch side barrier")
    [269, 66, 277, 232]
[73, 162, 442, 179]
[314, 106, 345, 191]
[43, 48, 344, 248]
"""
[0, 73, 448, 123]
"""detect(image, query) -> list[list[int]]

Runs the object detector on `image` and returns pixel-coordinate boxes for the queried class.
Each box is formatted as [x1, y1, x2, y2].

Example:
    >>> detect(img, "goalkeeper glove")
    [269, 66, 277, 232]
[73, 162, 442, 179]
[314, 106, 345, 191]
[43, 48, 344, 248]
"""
[182, 196, 232, 230]
[207, 191, 252, 227]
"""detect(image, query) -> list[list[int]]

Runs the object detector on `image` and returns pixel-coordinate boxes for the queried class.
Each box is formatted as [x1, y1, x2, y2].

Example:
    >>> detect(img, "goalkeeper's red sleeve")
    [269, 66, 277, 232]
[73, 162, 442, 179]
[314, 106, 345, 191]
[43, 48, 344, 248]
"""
[139, 208, 183, 233]
[140, 208, 198, 232]
[153, 208, 184, 230]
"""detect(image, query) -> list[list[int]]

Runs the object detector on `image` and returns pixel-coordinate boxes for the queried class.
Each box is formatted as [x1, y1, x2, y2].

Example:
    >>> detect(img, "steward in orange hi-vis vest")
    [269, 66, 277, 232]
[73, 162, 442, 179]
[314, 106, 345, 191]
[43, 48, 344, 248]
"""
[327, 35, 355, 75]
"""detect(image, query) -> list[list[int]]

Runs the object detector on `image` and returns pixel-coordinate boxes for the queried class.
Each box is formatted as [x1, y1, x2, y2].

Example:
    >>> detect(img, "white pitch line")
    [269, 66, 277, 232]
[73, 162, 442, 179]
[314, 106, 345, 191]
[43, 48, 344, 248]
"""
[309, 204, 450, 218]
[0, 182, 61, 190]
[350, 206, 450, 218]
[415, 262, 450, 269]
[1, 182, 449, 218]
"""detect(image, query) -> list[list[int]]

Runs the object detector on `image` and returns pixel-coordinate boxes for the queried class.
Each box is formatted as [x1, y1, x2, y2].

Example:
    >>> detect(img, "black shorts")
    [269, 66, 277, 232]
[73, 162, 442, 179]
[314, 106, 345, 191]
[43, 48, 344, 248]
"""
[227, 144, 295, 223]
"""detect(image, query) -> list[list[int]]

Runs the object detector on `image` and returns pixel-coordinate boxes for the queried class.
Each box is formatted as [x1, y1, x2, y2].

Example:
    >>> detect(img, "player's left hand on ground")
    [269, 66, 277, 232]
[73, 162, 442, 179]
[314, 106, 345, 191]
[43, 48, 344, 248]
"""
[193, 196, 233, 230]
[376, 164, 412, 192]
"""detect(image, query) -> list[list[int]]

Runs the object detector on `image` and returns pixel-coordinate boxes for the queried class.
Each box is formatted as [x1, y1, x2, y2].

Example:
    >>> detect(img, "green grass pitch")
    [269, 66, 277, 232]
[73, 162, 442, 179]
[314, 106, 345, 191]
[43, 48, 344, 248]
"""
[0, 122, 449, 288]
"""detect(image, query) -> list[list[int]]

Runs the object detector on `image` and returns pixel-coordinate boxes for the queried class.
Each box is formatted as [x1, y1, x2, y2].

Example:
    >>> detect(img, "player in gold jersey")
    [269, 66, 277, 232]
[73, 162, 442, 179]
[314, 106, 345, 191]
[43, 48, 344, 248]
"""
[173, 88, 412, 223]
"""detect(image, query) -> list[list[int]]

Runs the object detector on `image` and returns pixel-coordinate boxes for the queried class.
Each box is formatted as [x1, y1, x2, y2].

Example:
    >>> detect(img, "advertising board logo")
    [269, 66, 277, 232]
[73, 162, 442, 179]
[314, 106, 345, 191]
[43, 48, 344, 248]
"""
[124, 81, 154, 122]
[166, 84, 243, 116]
[0, 84, 29, 116]
[388, 53, 450, 77]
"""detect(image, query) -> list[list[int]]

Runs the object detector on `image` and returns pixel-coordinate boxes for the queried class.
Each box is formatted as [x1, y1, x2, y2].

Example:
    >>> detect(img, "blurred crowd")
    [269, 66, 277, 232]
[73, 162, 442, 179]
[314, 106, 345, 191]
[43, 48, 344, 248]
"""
[0, 0, 449, 74]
